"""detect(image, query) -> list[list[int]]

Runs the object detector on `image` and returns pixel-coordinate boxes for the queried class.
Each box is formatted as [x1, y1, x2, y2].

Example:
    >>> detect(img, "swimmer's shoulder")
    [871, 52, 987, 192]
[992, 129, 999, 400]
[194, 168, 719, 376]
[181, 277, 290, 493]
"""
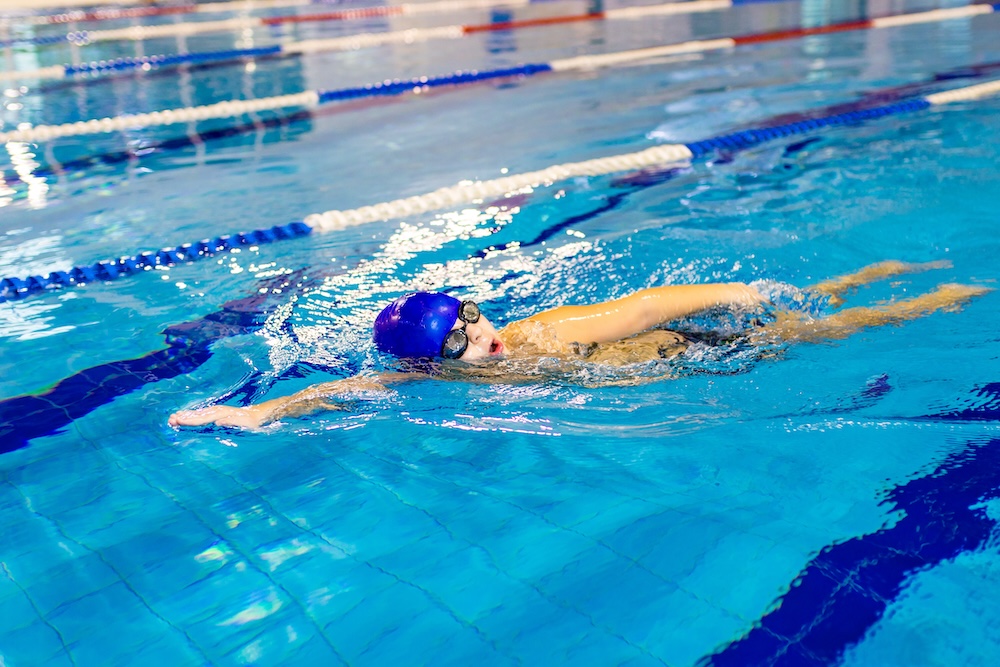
[501, 318, 575, 356]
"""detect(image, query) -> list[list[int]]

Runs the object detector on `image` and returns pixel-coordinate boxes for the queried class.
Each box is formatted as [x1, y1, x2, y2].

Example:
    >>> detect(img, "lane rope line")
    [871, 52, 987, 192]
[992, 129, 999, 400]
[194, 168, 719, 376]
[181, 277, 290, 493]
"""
[5, 58, 998, 190]
[3, 2, 999, 141]
[15, 0, 349, 25]
[2, 76, 998, 303]
[2, 1, 994, 83]
[0, 91, 321, 142]
[306, 145, 696, 231]
[16, 0, 559, 25]
[0, 0, 791, 48]
[18, 0, 788, 26]
[1, 0, 302, 13]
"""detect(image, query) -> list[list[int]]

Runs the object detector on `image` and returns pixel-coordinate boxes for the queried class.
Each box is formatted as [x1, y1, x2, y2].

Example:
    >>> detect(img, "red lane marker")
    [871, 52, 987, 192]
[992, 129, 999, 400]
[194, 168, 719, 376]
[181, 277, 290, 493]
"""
[732, 19, 873, 45]
[463, 12, 606, 33]
[262, 6, 406, 25]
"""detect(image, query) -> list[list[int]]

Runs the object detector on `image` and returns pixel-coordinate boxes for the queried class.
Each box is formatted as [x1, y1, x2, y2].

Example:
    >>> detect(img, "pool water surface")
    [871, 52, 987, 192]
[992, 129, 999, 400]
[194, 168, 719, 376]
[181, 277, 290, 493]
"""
[1, 0, 999, 665]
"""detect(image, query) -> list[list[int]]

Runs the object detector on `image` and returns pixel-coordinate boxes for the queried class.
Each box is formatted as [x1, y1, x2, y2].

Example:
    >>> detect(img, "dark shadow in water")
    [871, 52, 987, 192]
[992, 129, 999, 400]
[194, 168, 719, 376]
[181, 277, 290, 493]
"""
[0, 270, 313, 455]
[705, 382, 1000, 665]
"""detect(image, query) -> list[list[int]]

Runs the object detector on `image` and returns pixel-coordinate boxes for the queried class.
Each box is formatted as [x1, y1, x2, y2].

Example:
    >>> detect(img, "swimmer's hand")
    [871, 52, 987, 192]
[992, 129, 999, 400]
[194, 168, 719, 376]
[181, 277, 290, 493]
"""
[169, 405, 268, 430]
[169, 374, 413, 431]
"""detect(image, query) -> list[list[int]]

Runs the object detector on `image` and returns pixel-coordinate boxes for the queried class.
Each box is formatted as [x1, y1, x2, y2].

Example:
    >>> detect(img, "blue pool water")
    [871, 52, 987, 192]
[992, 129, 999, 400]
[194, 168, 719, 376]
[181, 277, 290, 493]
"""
[1, 0, 999, 664]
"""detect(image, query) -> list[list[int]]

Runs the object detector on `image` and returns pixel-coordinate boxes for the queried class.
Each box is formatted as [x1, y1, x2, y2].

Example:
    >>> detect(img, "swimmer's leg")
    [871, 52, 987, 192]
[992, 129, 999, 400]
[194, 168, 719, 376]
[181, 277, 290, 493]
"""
[810, 260, 953, 307]
[759, 283, 991, 343]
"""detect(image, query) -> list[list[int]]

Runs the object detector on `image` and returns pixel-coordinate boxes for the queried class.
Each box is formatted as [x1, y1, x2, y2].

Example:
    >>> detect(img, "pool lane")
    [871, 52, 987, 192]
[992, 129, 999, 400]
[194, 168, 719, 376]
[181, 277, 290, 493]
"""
[707, 384, 1000, 665]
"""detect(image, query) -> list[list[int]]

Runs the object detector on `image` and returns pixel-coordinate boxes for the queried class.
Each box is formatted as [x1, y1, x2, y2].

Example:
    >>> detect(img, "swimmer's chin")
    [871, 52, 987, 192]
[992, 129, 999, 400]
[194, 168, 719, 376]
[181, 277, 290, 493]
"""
[458, 347, 509, 366]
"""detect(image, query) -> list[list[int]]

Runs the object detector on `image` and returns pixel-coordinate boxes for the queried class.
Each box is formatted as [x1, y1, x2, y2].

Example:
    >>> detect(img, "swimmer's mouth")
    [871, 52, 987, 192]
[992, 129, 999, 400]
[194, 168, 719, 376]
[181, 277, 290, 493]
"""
[490, 339, 504, 356]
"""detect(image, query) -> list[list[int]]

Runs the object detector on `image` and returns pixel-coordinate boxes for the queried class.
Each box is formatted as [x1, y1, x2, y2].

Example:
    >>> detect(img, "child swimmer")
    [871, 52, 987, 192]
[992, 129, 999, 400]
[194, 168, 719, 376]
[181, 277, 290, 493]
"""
[168, 260, 990, 430]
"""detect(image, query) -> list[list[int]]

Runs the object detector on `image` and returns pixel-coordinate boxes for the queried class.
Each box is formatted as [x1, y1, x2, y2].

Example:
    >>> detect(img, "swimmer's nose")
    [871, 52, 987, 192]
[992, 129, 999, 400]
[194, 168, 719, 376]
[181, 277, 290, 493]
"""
[467, 323, 485, 345]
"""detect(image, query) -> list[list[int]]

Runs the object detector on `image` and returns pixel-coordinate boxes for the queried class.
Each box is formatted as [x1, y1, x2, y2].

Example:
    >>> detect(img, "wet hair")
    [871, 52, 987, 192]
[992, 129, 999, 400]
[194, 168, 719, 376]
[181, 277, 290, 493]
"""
[372, 292, 460, 358]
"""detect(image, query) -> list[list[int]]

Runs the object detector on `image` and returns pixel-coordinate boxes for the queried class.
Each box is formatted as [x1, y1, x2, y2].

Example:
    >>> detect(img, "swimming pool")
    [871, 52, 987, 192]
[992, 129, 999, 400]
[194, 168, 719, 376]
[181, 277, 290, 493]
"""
[1, 0, 999, 664]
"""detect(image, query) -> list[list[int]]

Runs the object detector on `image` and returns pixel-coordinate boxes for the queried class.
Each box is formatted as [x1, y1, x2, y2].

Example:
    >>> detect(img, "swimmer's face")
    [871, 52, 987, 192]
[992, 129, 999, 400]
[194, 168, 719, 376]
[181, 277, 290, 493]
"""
[450, 312, 505, 361]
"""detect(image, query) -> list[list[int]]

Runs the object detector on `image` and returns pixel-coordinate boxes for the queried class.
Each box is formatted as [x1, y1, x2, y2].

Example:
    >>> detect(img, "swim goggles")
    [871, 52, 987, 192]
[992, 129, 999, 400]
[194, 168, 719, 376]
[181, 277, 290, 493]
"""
[441, 300, 481, 359]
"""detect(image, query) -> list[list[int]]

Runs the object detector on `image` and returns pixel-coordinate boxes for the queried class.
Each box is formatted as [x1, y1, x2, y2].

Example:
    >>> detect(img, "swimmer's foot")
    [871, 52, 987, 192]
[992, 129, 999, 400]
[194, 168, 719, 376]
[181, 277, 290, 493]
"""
[811, 259, 953, 306]
[915, 283, 994, 313]
[760, 282, 991, 343]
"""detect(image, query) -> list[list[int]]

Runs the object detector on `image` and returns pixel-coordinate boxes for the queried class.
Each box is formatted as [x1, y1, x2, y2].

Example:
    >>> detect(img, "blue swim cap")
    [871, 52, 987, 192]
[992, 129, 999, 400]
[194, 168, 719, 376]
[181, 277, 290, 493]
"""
[372, 292, 460, 358]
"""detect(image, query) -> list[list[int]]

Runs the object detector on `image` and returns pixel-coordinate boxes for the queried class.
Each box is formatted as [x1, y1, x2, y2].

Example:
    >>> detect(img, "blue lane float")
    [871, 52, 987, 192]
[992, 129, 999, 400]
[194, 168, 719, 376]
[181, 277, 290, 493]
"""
[1, 76, 997, 304]
[62, 46, 284, 75]
[0, 222, 312, 303]
[316, 63, 553, 103]
[686, 98, 933, 157]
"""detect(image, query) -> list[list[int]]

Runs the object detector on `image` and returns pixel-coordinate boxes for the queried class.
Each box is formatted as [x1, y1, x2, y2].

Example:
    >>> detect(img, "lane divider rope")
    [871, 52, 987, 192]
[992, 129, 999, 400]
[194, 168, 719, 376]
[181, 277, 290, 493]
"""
[2, 2, 998, 141]
[0, 90, 322, 142]
[16, 0, 346, 25]
[16, 0, 789, 26]
[0, 0, 793, 49]
[2, 0, 303, 14]
[5, 58, 998, 190]
[21, 0, 546, 26]
[2, 1, 994, 83]
[2, 76, 999, 303]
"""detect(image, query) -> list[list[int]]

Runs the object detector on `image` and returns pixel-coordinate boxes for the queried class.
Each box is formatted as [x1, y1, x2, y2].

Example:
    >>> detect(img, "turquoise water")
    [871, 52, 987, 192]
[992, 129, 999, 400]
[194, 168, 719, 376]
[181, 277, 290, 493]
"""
[2, 0, 1000, 665]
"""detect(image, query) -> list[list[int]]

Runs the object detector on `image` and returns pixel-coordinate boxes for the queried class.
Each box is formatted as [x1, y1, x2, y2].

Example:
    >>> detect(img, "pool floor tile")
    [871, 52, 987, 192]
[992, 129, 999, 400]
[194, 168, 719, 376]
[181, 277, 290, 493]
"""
[472, 512, 597, 581]
[126, 633, 217, 667]
[276, 553, 398, 626]
[401, 545, 522, 623]
[192, 591, 303, 661]
[682, 532, 807, 622]
[552, 560, 684, 650]
[21, 549, 122, 617]
[638, 516, 737, 583]
[0, 619, 68, 666]
[309, 494, 452, 563]
[322, 580, 449, 661]
[354, 605, 503, 666]
[368, 532, 468, 583]
[534, 541, 629, 603]
[214, 618, 341, 667]
[486, 594, 630, 665]
[563, 625, 663, 667]
[0, 591, 41, 635]
[123, 542, 233, 608]
[603, 509, 699, 564]
[149, 562, 281, 633]
[567, 496, 674, 537]
[45, 581, 152, 645]
[640, 587, 748, 666]
[282, 632, 351, 667]
[541, 486, 635, 528]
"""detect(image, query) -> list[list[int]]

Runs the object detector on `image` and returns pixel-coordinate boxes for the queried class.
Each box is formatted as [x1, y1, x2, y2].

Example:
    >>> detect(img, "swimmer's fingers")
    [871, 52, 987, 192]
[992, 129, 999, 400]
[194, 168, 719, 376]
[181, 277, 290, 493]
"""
[169, 406, 265, 430]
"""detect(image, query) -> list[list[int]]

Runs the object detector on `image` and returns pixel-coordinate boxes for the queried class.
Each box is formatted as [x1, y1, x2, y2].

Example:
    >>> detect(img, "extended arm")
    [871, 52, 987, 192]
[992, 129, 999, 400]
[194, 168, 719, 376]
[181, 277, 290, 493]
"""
[168, 373, 418, 430]
[521, 283, 763, 345]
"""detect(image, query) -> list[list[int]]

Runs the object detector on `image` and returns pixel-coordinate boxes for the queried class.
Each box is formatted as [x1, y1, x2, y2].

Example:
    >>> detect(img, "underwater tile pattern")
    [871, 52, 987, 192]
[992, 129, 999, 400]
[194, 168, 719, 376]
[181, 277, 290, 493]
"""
[2, 382, 955, 667]
[2, 0, 1000, 664]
